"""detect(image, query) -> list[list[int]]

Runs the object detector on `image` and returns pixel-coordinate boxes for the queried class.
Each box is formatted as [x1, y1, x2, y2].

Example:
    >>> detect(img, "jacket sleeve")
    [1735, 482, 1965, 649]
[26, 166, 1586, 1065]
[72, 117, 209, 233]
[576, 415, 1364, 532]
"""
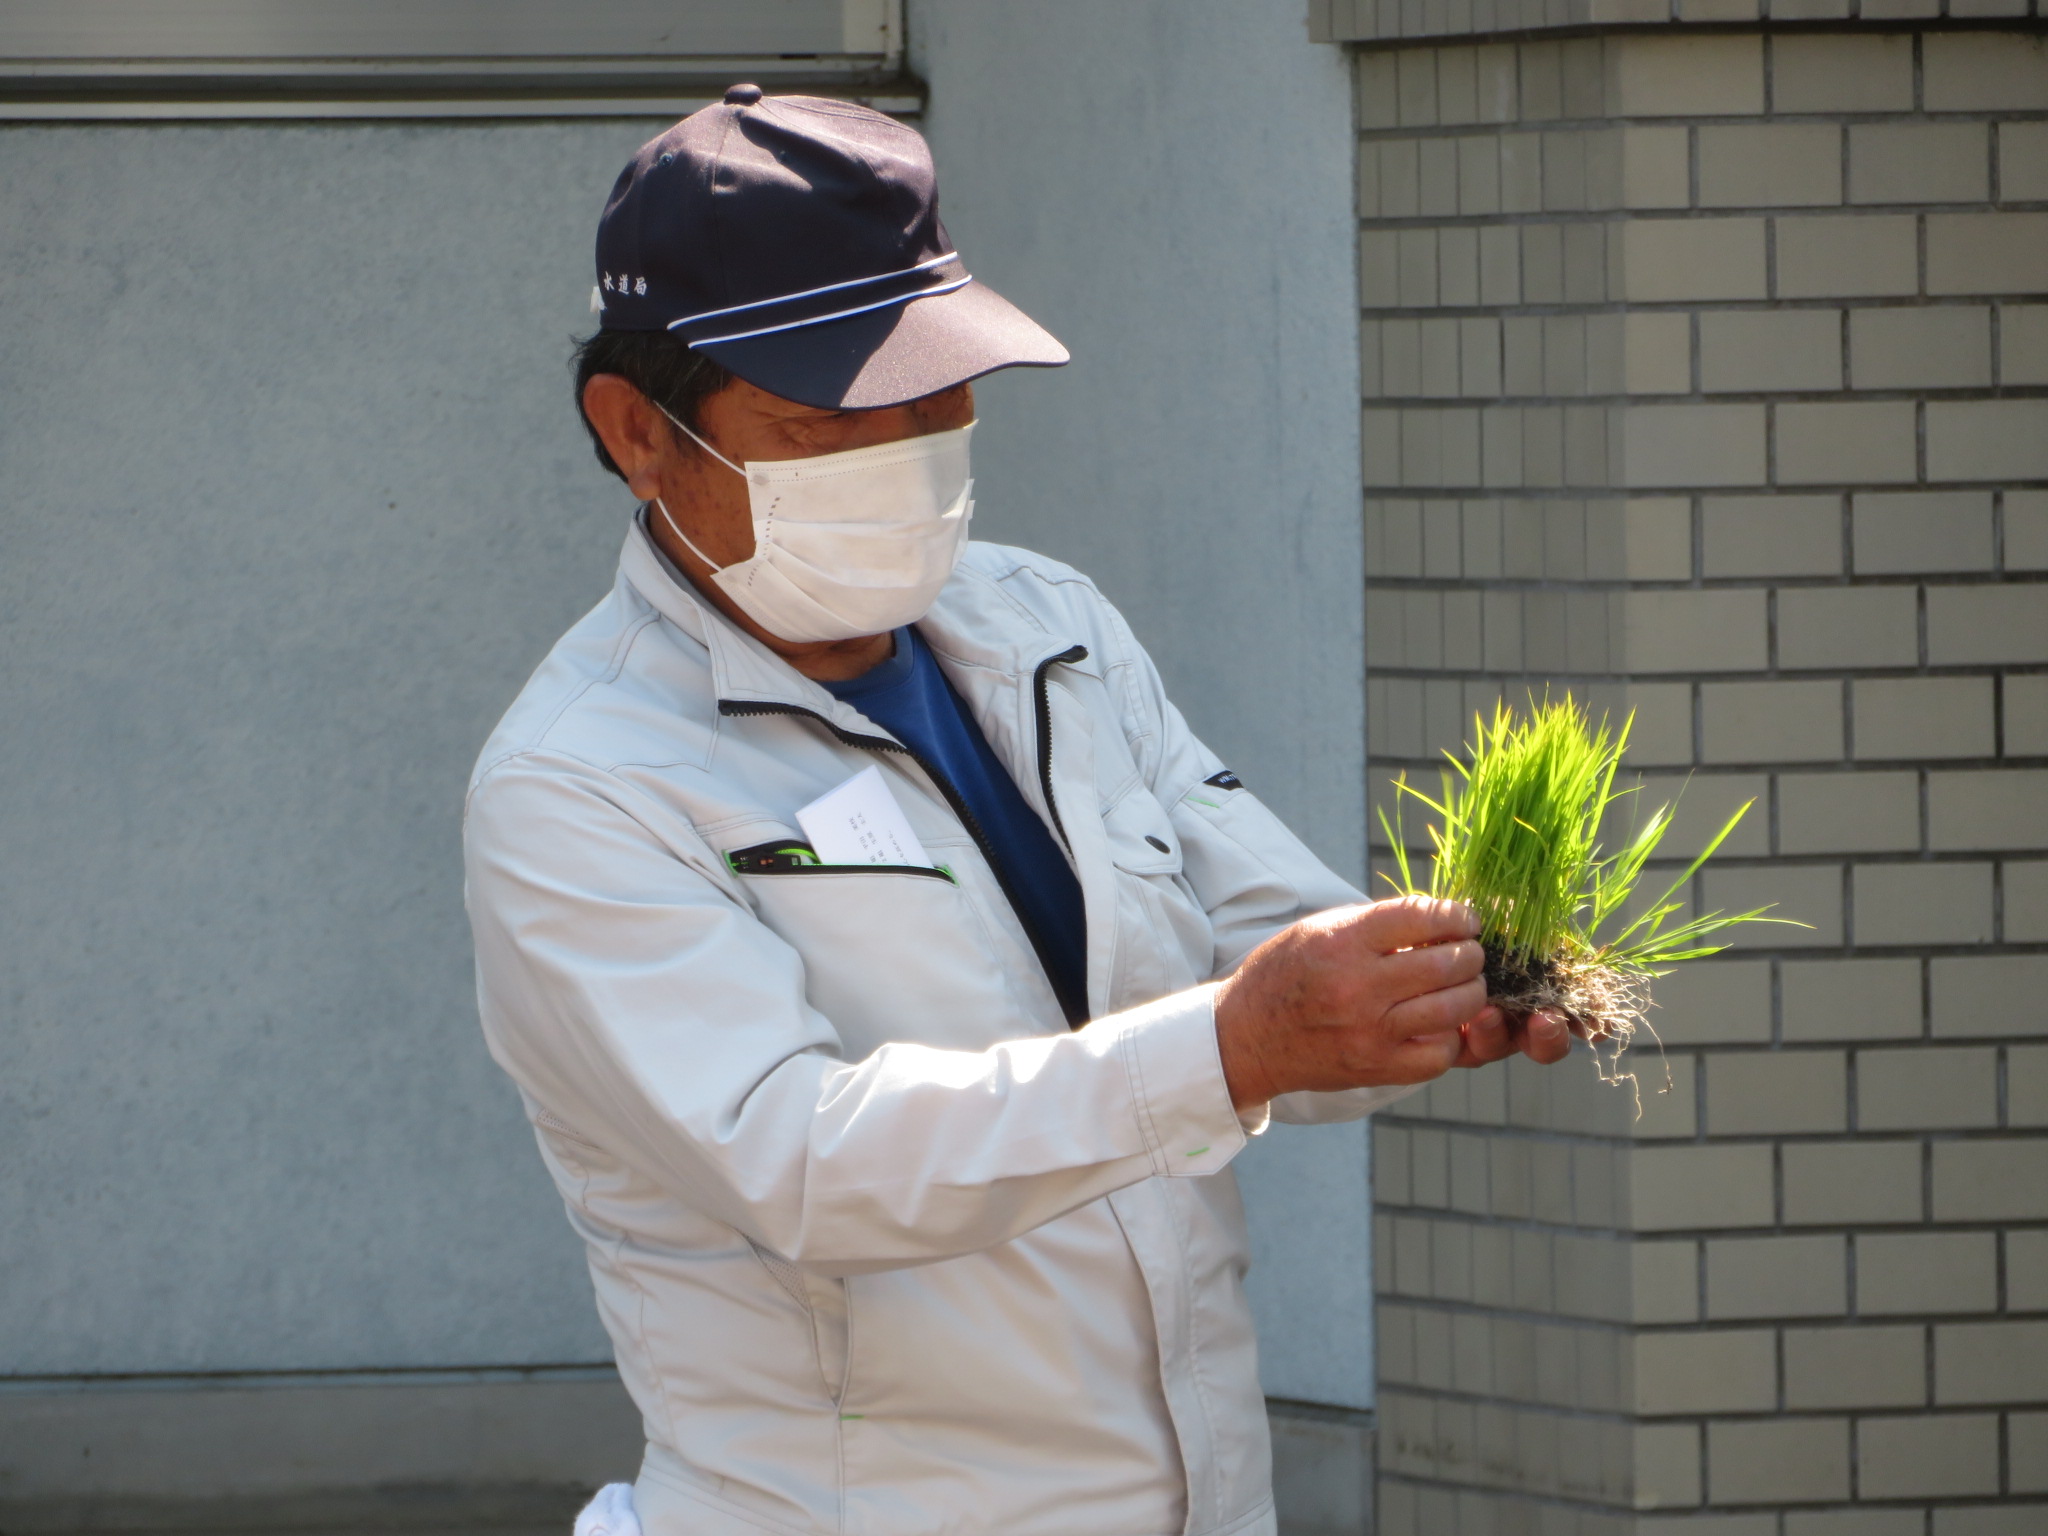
[1092, 599, 1420, 1128]
[464, 750, 1252, 1276]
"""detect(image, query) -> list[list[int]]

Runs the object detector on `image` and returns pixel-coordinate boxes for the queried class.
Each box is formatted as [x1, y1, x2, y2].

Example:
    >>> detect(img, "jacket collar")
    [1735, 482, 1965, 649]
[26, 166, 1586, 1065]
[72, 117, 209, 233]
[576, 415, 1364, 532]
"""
[618, 512, 840, 715]
[917, 558, 1096, 684]
[616, 513, 1092, 712]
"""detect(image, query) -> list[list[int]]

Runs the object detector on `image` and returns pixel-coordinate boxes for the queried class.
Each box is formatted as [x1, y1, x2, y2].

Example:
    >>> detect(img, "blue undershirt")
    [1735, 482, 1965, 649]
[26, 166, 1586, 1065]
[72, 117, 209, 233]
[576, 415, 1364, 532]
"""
[823, 627, 1089, 1025]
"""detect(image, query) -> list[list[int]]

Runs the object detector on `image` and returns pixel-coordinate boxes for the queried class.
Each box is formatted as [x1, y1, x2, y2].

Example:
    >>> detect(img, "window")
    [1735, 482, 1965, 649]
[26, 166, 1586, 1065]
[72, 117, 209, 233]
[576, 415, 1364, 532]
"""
[0, 0, 914, 119]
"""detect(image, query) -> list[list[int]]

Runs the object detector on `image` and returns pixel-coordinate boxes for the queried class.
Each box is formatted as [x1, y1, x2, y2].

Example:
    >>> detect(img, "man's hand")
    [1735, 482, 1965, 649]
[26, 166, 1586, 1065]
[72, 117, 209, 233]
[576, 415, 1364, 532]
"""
[1212, 896, 1572, 1110]
[1457, 1002, 1573, 1074]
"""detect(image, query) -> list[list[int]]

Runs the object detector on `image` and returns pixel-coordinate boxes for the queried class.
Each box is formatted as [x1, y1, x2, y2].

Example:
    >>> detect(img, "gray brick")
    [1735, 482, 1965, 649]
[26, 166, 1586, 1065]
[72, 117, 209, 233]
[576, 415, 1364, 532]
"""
[1623, 589, 1769, 673]
[1707, 1417, 1850, 1504]
[2010, 489, 2048, 570]
[1858, 1230, 2000, 1315]
[1619, 220, 1768, 303]
[1620, 124, 1689, 210]
[1923, 33, 2048, 112]
[1704, 1051, 1847, 1135]
[1928, 213, 2048, 296]
[1701, 862, 1844, 947]
[1782, 957, 1923, 1041]
[1854, 862, 1995, 946]
[1770, 33, 1913, 114]
[1788, 1507, 1923, 1536]
[1623, 496, 1690, 581]
[1700, 680, 1843, 764]
[1853, 491, 1996, 575]
[1776, 215, 1919, 300]
[1853, 677, 1997, 761]
[1850, 308, 1992, 393]
[1636, 1421, 1706, 1511]
[1849, 123, 1991, 205]
[1623, 770, 1769, 858]
[1778, 771, 1920, 855]
[1632, 1239, 1702, 1324]
[2014, 1041, 2048, 1126]
[1700, 124, 1841, 208]
[2015, 1409, 2048, 1497]
[1783, 1139, 1922, 1225]
[1935, 1319, 2048, 1404]
[1776, 400, 1917, 487]
[2002, 119, 2048, 203]
[1926, 400, 2048, 482]
[1623, 680, 1694, 766]
[1628, 1143, 1774, 1232]
[1633, 1328, 1776, 1414]
[1932, 954, 2048, 1037]
[1928, 769, 2048, 851]
[2008, 674, 2048, 755]
[1610, 34, 1764, 116]
[2010, 860, 2048, 945]
[1700, 310, 1842, 393]
[1926, 583, 2048, 665]
[1617, 403, 1767, 488]
[1931, 1502, 2048, 1536]
[1858, 1412, 2001, 1498]
[1701, 495, 1842, 578]
[1859, 1044, 2000, 1131]
[2011, 1230, 2048, 1311]
[1932, 1139, 2048, 1221]
[1783, 1324, 1925, 1409]
[1623, 311, 1691, 394]
[1729, 854, 1857, 944]
[1646, 959, 1772, 1046]
[2006, 303, 2048, 388]
[1778, 587, 1918, 671]
[1705, 1232, 1846, 1318]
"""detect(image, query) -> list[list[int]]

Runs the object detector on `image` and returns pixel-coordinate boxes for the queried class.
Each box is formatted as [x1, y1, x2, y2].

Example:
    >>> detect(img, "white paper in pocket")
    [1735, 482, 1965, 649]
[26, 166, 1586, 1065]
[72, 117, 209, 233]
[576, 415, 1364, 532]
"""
[795, 765, 933, 868]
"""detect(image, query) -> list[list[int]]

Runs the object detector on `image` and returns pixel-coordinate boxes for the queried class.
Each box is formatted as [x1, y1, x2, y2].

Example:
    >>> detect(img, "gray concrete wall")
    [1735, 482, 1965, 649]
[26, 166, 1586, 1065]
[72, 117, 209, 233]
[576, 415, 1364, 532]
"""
[0, 119, 658, 1376]
[2, 0, 1373, 1441]
[910, 0, 1376, 1409]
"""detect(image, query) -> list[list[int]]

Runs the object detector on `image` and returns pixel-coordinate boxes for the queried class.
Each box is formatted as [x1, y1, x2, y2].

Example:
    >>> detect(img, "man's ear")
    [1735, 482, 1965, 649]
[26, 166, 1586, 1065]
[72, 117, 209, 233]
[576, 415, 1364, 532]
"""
[582, 375, 673, 500]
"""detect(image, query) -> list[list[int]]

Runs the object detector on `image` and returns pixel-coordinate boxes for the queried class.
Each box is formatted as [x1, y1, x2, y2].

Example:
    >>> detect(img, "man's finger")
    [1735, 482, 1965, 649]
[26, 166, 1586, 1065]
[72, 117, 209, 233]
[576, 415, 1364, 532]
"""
[1358, 894, 1481, 953]
[1517, 1009, 1573, 1065]
[1382, 975, 1489, 1038]
[1355, 894, 1481, 955]
[1455, 1006, 1514, 1067]
[1377, 1027, 1465, 1084]
[1375, 938, 1486, 1002]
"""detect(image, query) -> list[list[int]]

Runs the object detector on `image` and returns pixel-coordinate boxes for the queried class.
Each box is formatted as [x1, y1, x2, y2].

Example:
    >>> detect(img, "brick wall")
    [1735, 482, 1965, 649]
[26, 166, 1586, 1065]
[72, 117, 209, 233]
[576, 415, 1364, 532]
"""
[1347, 23, 2048, 1534]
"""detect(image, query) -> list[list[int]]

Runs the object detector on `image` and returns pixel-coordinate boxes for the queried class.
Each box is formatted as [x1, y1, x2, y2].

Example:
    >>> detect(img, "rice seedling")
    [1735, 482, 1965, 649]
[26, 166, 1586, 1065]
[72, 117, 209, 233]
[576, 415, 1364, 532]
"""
[1378, 695, 1801, 1094]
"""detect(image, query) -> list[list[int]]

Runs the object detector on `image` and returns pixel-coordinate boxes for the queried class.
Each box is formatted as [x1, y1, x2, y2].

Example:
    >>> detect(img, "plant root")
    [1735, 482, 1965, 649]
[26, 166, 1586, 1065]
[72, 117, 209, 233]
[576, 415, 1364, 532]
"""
[1481, 945, 1670, 1118]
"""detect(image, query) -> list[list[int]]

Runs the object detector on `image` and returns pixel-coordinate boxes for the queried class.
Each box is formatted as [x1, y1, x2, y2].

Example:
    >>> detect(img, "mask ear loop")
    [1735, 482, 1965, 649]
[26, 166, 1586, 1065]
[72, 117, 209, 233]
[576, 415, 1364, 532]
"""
[655, 401, 746, 476]
[649, 401, 746, 576]
[652, 496, 729, 575]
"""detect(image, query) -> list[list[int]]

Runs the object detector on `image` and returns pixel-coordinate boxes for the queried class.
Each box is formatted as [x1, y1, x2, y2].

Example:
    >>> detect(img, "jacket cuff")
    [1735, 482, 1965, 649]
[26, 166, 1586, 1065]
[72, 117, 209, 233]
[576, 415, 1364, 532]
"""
[1107, 983, 1247, 1178]
[1269, 1080, 1425, 1125]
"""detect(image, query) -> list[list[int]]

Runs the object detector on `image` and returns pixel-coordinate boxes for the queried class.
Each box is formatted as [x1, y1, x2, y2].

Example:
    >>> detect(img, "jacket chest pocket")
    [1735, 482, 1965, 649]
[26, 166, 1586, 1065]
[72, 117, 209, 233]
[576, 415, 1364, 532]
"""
[730, 851, 1031, 1058]
[1099, 785, 1211, 1006]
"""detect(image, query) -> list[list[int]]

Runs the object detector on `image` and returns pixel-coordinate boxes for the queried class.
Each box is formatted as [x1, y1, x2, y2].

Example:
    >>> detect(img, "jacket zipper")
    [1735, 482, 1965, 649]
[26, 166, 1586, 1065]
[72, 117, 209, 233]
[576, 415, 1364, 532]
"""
[719, 693, 1087, 1025]
[1033, 645, 1089, 857]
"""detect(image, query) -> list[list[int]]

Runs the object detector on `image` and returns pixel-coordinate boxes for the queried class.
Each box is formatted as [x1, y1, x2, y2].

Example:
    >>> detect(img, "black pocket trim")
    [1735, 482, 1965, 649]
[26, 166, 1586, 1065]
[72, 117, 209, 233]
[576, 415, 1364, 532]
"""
[726, 839, 955, 883]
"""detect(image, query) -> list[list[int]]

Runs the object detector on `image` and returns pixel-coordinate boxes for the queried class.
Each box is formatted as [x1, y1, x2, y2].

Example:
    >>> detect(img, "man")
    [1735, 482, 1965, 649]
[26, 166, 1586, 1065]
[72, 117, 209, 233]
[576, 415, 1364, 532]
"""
[464, 88, 1570, 1536]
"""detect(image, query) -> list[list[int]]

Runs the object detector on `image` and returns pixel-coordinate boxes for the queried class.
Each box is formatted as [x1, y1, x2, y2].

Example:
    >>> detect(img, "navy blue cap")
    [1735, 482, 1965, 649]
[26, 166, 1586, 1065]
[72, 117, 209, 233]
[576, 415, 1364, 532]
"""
[594, 85, 1069, 410]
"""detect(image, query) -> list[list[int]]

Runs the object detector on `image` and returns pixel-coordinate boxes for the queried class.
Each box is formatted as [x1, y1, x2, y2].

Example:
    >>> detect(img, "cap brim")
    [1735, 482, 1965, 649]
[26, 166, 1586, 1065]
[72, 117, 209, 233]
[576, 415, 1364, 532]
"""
[694, 278, 1069, 411]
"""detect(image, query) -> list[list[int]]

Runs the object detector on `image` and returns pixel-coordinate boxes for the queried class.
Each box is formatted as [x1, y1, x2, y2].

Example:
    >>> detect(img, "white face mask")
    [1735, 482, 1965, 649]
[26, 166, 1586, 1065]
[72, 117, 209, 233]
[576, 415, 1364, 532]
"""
[653, 404, 974, 644]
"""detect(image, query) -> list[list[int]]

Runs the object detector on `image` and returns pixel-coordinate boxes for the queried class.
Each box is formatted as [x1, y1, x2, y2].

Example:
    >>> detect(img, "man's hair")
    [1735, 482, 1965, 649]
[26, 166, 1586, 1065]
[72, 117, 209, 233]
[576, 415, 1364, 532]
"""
[572, 329, 736, 482]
